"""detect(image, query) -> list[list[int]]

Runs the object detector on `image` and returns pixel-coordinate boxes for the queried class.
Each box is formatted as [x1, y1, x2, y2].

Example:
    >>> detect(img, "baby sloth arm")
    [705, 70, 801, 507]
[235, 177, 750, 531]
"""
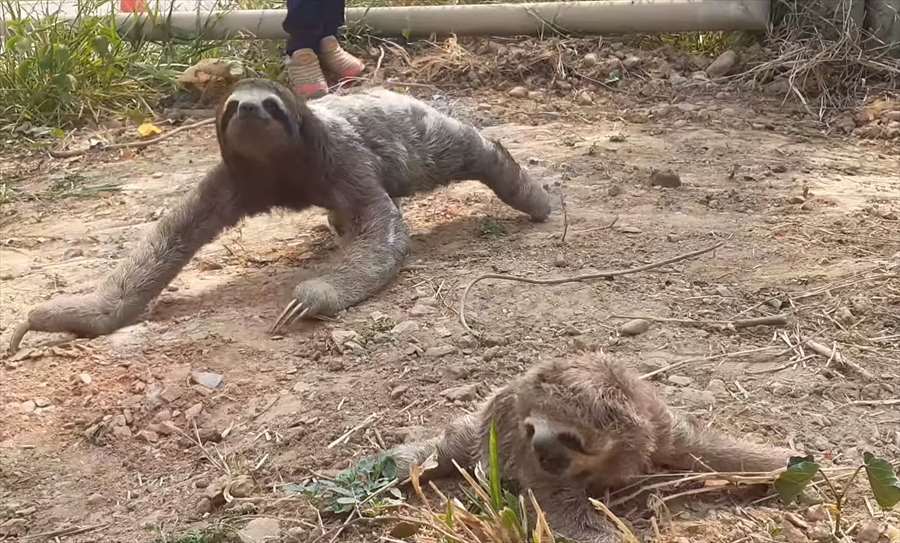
[655, 410, 796, 473]
[380, 413, 481, 482]
[271, 190, 410, 332]
[527, 485, 623, 543]
[9, 165, 246, 353]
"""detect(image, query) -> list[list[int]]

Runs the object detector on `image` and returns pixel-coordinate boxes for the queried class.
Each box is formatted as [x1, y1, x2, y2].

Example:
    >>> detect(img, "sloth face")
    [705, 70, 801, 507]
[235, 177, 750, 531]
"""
[218, 79, 302, 158]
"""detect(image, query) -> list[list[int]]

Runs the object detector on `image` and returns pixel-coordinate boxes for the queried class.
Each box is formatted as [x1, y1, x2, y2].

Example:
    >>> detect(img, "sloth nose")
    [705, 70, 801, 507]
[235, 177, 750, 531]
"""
[532, 433, 571, 474]
[238, 101, 260, 116]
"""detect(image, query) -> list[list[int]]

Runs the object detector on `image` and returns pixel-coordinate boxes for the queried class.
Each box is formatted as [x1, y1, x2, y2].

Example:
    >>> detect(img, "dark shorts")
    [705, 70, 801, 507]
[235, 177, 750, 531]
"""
[283, 0, 346, 54]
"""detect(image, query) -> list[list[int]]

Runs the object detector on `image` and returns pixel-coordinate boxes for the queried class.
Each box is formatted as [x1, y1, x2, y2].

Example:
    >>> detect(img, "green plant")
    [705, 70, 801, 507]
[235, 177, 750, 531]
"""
[479, 218, 507, 239]
[284, 454, 403, 514]
[774, 452, 900, 535]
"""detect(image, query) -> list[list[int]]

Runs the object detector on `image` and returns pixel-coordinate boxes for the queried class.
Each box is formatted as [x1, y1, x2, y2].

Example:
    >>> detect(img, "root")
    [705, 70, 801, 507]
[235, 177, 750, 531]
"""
[458, 240, 726, 336]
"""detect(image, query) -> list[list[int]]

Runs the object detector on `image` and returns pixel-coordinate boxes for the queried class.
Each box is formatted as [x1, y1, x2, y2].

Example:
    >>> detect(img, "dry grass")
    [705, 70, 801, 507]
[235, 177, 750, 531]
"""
[736, 0, 900, 119]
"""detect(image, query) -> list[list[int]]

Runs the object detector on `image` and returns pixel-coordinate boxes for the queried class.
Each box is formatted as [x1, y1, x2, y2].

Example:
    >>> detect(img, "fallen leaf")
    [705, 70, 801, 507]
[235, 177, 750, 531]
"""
[137, 122, 162, 138]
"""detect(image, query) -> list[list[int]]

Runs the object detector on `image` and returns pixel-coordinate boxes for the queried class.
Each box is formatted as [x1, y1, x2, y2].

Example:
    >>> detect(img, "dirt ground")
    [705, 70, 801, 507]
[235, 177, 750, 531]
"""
[1, 38, 899, 543]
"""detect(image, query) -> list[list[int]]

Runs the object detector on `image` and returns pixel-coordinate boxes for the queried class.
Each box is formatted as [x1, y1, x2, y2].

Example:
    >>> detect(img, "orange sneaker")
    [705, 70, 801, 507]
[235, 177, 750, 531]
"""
[285, 48, 328, 99]
[318, 35, 365, 81]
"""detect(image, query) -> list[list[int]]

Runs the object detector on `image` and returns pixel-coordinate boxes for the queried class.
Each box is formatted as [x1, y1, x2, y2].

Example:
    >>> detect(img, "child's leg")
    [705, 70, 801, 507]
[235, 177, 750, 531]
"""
[282, 0, 329, 99]
[317, 0, 365, 80]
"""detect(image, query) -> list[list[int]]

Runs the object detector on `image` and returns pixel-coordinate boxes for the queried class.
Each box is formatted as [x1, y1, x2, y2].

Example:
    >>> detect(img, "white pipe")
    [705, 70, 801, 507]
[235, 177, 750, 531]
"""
[112, 1, 770, 41]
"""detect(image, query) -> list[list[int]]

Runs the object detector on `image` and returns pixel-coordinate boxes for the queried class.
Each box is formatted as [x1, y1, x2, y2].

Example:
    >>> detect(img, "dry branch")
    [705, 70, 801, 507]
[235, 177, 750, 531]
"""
[609, 313, 790, 330]
[48, 118, 216, 158]
[804, 338, 876, 381]
[458, 241, 725, 336]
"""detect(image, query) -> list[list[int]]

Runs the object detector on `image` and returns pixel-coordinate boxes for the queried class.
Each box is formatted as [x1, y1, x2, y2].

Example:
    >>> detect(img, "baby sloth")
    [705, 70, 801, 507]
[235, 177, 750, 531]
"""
[8, 78, 552, 353]
[381, 354, 797, 543]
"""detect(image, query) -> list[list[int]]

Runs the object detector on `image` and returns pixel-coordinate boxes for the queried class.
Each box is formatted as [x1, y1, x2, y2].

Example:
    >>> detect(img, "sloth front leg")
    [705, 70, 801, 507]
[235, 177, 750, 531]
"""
[8, 166, 247, 353]
[271, 192, 409, 333]
[381, 413, 480, 482]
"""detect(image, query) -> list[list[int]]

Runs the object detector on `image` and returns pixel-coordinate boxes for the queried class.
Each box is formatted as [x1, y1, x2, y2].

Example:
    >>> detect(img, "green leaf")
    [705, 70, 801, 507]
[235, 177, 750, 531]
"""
[488, 419, 503, 511]
[499, 506, 525, 539]
[863, 452, 900, 509]
[774, 455, 820, 504]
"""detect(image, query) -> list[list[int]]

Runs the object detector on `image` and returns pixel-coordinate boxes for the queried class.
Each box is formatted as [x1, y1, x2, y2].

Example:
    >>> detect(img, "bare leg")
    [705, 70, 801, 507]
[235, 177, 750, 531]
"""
[655, 411, 797, 473]
[271, 190, 409, 332]
[9, 165, 247, 353]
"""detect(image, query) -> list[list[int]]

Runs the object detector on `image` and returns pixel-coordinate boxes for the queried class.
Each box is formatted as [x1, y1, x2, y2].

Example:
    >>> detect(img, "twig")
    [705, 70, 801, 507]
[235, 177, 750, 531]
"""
[804, 339, 876, 381]
[22, 523, 110, 540]
[639, 346, 791, 380]
[609, 313, 789, 330]
[327, 412, 379, 449]
[458, 240, 725, 335]
[48, 118, 216, 158]
[838, 399, 900, 408]
[575, 215, 619, 235]
[559, 192, 569, 244]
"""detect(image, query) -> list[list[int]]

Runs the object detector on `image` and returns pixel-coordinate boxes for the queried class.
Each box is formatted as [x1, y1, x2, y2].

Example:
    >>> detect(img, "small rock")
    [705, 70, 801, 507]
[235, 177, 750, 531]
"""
[788, 195, 806, 204]
[87, 493, 105, 506]
[111, 425, 133, 440]
[668, 375, 694, 387]
[331, 330, 360, 345]
[679, 388, 716, 407]
[482, 346, 502, 361]
[575, 91, 594, 106]
[185, 403, 203, 421]
[64, 247, 84, 258]
[482, 334, 507, 347]
[808, 524, 832, 542]
[228, 475, 256, 498]
[33, 397, 51, 408]
[198, 428, 223, 443]
[834, 306, 854, 324]
[0, 518, 28, 537]
[191, 370, 223, 390]
[425, 345, 456, 358]
[855, 521, 882, 543]
[706, 379, 729, 398]
[410, 302, 437, 316]
[508, 86, 529, 99]
[390, 320, 420, 336]
[238, 518, 281, 543]
[20, 400, 36, 413]
[556, 80, 572, 90]
[706, 50, 738, 78]
[195, 497, 213, 515]
[389, 385, 408, 400]
[623, 55, 641, 69]
[803, 504, 828, 523]
[148, 422, 176, 436]
[527, 90, 543, 100]
[607, 184, 622, 197]
[553, 255, 567, 267]
[78, 373, 92, 385]
[284, 526, 308, 543]
[781, 520, 809, 543]
[619, 319, 651, 336]
[583, 53, 599, 67]
[138, 430, 159, 443]
[442, 384, 478, 402]
[650, 169, 682, 188]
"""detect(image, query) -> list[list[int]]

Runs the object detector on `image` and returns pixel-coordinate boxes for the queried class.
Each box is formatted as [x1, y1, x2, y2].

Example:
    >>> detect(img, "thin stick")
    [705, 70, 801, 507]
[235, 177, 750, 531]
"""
[609, 313, 789, 330]
[639, 345, 790, 380]
[458, 240, 725, 335]
[327, 412, 379, 449]
[804, 339, 876, 381]
[838, 399, 900, 408]
[48, 118, 216, 158]
[22, 523, 110, 540]
[559, 192, 569, 244]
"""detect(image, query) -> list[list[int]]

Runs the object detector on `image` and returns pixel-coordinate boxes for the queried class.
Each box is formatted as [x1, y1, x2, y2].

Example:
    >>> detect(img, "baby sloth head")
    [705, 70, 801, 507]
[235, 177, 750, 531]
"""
[217, 78, 304, 159]
[517, 357, 659, 492]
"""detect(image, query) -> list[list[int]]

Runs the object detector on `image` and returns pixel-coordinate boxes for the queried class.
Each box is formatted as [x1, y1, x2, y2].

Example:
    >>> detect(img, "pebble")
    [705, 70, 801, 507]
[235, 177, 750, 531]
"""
[678, 387, 716, 407]
[607, 184, 622, 197]
[482, 346, 502, 361]
[20, 400, 36, 413]
[855, 521, 882, 543]
[706, 50, 738, 78]
[238, 518, 281, 543]
[33, 397, 51, 408]
[834, 306, 854, 324]
[229, 475, 256, 498]
[781, 520, 809, 543]
[442, 384, 478, 402]
[138, 430, 159, 443]
[330, 330, 360, 345]
[706, 379, 729, 398]
[64, 247, 84, 258]
[582, 53, 599, 67]
[619, 319, 650, 336]
[623, 55, 641, 69]
[808, 524, 832, 542]
[508, 86, 529, 98]
[87, 493, 105, 506]
[390, 321, 420, 336]
[78, 373, 92, 385]
[482, 334, 507, 347]
[575, 91, 594, 106]
[803, 504, 827, 523]
[191, 371, 223, 390]
[389, 385, 408, 399]
[148, 422, 176, 436]
[185, 403, 203, 421]
[650, 169, 682, 188]
[425, 345, 456, 358]
[285, 526, 309, 543]
[668, 375, 693, 387]
[112, 425, 133, 440]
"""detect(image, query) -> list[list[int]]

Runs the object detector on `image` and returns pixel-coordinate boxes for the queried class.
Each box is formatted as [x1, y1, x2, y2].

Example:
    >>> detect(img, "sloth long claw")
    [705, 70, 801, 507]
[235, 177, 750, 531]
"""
[7, 321, 30, 355]
[270, 300, 310, 334]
